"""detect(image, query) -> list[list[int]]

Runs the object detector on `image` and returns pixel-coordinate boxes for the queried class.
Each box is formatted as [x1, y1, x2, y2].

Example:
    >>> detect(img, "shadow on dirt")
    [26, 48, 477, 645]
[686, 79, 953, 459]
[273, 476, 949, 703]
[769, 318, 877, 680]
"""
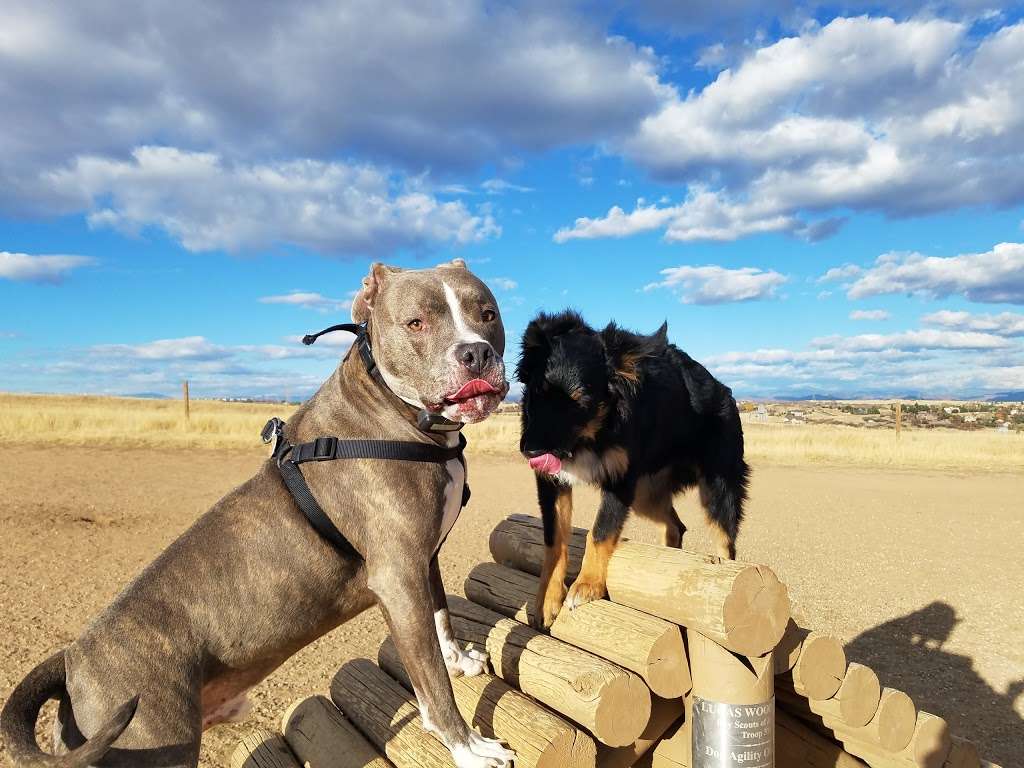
[844, 601, 1022, 766]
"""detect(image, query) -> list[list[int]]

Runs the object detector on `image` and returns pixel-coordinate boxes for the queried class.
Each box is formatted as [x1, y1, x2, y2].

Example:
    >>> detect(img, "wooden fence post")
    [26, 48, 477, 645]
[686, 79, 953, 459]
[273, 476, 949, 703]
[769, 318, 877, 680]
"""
[183, 380, 190, 421]
[895, 402, 902, 437]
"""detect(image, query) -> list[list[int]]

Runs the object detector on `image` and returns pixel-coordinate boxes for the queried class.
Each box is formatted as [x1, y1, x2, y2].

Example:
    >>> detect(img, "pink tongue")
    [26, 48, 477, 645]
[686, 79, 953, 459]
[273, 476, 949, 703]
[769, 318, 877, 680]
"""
[452, 378, 498, 400]
[528, 453, 562, 475]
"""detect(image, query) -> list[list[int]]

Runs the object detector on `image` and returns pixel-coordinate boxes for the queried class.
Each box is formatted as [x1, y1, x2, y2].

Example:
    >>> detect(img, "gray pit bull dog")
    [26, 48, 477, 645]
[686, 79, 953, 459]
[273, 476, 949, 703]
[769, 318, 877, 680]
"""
[1, 259, 516, 768]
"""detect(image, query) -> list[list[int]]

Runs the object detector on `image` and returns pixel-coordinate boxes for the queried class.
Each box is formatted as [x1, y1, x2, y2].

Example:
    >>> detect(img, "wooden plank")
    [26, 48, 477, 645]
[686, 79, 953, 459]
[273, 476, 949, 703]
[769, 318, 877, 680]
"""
[281, 695, 393, 768]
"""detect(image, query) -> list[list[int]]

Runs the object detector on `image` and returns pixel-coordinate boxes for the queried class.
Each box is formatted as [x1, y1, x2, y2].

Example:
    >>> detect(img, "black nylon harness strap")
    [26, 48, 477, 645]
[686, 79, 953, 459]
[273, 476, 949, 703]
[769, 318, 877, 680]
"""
[263, 417, 470, 561]
[289, 435, 466, 465]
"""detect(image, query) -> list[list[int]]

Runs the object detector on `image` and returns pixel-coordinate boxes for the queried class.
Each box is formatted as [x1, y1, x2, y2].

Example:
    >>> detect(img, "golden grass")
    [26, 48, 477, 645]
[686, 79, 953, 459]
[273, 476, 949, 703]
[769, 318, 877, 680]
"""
[1, 393, 1020, 472]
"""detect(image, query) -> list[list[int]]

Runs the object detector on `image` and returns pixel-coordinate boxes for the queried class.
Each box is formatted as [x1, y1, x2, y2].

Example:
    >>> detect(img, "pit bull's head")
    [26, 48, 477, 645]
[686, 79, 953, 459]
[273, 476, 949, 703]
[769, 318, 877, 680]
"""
[352, 259, 508, 424]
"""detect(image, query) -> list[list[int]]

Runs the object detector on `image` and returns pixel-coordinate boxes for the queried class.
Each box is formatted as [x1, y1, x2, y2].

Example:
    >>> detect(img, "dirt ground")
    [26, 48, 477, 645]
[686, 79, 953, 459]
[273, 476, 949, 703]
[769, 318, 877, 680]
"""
[1, 446, 1021, 766]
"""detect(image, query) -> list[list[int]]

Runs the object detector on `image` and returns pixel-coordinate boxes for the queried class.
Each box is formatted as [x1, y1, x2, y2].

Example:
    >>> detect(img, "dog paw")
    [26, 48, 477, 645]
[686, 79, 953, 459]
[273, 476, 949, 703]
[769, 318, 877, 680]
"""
[443, 643, 489, 678]
[533, 581, 567, 629]
[564, 577, 606, 611]
[451, 731, 516, 768]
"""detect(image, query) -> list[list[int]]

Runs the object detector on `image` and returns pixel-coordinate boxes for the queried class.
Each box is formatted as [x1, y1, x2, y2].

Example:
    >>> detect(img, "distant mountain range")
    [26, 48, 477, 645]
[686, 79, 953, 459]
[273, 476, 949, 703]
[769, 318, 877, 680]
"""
[762, 391, 1024, 402]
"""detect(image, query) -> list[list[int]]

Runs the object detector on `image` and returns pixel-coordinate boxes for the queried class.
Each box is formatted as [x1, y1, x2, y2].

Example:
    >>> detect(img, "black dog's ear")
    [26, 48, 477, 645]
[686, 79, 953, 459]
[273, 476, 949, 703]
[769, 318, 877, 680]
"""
[516, 310, 589, 383]
[602, 321, 668, 387]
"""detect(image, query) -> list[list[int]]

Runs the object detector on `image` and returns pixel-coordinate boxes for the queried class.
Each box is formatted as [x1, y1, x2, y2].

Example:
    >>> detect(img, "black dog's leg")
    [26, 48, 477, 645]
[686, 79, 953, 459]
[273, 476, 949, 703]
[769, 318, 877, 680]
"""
[565, 475, 636, 610]
[533, 475, 573, 628]
[698, 460, 749, 560]
[428, 554, 487, 677]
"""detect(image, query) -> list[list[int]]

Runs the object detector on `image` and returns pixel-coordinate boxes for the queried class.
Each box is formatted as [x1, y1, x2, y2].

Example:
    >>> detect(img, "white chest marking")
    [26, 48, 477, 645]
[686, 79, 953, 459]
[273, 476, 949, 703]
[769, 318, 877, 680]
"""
[438, 431, 465, 549]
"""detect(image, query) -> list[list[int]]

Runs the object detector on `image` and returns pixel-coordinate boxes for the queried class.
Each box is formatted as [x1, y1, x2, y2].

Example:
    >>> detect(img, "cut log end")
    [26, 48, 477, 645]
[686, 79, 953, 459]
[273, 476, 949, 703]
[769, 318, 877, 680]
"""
[875, 688, 917, 752]
[721, 564, 792, 657]
[593, 672, 654, 748]
[909, 711, 952, 768]
[837, 663, 882, 728]
[645, 626, 690, 699]
[773, 619, 810, 675]
[792, 632, 847, 700]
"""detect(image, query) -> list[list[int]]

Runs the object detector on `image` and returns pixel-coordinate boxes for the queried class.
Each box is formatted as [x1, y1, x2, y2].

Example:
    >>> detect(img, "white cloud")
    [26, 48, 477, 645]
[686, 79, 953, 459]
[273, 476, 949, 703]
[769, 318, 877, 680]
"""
[704, 327, 1023, 397]
[818, 264, 863, 283]
[849, 309, 890, 321]
[0, 251, 94, 283]
[0, 1, 666, 216]
[259, 291, 354, 313]
[92, 336, 230, 361]
[562, 17, 1024, 243]
[49, 146, 498, 256]
[555, 189, 804, 243]
[644, 264, 787, 304]
[487, 277, 518, 291]
[481, 179, 533, 195]
[811, 329, 1010, 352]
[846, 242, 1024, 303]
[922, 310, 1024, 337]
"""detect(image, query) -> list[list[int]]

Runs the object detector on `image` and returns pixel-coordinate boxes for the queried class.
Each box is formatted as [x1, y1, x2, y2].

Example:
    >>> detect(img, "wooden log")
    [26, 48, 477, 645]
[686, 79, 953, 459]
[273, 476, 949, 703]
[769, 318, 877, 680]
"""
[489, 514, 790, 656]
[942, 738, 980, 768]
[378, 637, 597, 768]
[834, 663, 882, 728]
[464, 562, 690, 698]
[774, 619, 809, 675]
[644, 710, 691, 768]
[230, 728, 301, 768]
[830, 687, 916, 753]
[330, 659, 455, 768]
[840, 711, 951, 767]
[446, 595, 651, 747]
[281, 695, 393, 768]
[778, 663, 881, 730]
[687, 630, 774, 768]
[595, 695, 685, 768]
[776, 709, 867, 768]
[780, 632, 846, 700]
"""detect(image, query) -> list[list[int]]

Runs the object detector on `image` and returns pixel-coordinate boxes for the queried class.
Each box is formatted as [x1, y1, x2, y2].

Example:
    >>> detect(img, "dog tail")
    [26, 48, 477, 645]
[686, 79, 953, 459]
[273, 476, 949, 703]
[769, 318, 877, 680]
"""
[1, 651, 139, 768]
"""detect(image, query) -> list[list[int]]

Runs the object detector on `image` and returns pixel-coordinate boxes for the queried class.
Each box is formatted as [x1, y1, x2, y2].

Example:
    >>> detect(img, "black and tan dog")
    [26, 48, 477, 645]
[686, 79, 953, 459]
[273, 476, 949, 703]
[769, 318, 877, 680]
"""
[517, 310, 749, 629]
[1, 260, 515, 768]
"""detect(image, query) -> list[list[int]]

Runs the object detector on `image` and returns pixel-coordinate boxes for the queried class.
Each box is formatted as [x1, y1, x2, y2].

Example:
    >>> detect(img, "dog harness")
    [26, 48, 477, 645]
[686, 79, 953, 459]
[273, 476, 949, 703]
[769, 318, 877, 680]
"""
[263, 322, 470, 562]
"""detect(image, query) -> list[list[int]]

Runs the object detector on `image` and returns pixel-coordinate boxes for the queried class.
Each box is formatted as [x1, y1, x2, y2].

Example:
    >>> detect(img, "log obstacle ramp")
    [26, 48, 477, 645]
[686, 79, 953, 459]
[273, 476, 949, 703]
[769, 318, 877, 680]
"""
[232, 514, 1002, 768]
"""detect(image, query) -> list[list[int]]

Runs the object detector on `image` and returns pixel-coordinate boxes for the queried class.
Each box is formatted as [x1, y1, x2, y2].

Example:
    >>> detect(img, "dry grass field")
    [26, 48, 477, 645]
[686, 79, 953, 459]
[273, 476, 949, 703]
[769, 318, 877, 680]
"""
[3, 392, 1022, 472]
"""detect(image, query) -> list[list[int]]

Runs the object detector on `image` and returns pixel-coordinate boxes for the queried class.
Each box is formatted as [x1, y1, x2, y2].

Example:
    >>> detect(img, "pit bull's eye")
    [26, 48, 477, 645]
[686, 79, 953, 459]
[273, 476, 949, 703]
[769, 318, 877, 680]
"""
[407, 319, 423, 331]
[482, 309, 496, 322]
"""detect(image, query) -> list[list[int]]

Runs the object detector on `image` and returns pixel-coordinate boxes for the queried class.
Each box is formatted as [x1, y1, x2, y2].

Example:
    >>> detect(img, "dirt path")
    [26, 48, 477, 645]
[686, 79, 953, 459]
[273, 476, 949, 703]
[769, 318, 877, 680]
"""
[1, 446, 1021, 765]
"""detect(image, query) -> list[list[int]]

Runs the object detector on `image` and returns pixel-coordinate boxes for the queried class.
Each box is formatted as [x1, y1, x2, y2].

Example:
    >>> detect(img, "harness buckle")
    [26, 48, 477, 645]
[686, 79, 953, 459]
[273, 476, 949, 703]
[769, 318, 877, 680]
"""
[311, 436, 337, 460]
[261, 417, 285, 454]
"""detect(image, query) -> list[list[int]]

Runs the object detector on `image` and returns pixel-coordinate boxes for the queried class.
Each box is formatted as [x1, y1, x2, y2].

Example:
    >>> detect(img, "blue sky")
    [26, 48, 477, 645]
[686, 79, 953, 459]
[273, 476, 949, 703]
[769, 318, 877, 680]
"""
[2, 1, 1024, 399]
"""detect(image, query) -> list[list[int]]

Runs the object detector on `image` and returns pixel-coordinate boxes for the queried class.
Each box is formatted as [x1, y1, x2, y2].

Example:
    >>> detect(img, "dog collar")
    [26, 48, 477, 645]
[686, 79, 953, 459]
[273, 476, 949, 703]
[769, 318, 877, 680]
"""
[302, 322, 463, 434]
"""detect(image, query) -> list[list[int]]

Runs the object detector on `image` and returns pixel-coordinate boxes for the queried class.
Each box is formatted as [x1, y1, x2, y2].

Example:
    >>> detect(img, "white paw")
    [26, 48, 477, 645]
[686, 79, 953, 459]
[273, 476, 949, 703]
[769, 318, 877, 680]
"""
[450, 730, 516, 768]
[443, 643, 489, 678]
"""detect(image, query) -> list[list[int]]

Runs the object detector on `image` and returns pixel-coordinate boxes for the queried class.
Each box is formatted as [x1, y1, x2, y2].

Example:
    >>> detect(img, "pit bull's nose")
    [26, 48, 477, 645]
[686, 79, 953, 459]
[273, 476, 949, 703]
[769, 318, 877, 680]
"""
[456, 341, 493, 376]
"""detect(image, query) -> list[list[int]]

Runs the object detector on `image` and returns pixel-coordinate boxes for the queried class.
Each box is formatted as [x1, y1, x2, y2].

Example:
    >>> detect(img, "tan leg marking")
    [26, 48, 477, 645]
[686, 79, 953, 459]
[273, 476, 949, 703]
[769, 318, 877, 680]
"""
[565, 529, 618, 610]
[534, 486, 572, 629]
[699, 478, 736, 560]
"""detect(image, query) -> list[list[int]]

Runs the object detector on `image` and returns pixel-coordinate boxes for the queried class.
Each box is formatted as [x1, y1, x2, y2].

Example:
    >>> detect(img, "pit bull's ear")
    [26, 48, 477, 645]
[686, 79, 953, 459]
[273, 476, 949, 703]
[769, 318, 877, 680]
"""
[351, 262, 400, 323]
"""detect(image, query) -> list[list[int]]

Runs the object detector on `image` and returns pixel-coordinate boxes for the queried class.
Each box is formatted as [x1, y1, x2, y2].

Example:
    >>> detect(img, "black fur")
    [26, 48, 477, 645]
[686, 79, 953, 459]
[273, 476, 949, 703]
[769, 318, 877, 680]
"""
[517, 309, 749, 555]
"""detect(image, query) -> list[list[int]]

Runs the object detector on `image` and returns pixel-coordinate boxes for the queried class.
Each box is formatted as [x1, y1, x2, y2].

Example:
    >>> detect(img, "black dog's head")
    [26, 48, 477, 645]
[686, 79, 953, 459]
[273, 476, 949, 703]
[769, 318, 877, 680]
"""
[516, 309, 667, 465]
